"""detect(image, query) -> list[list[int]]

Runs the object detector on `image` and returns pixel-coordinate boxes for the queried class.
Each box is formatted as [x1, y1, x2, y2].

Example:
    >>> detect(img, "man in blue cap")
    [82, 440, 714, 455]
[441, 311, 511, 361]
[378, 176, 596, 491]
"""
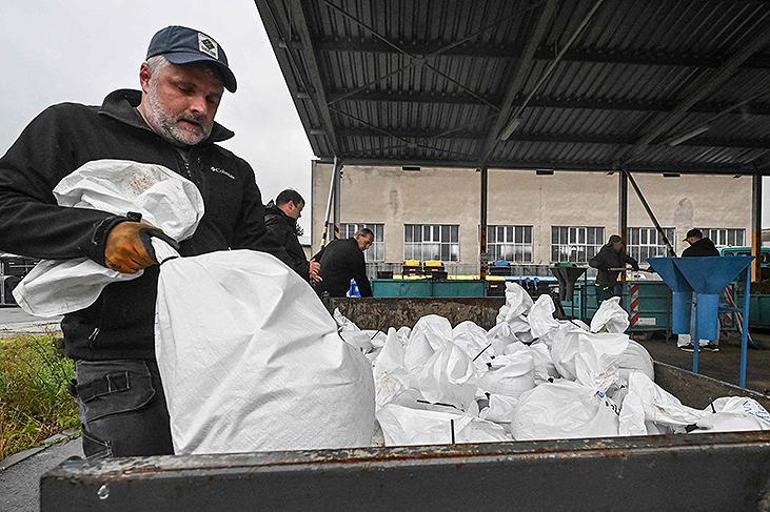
[0, 26, 292, 457]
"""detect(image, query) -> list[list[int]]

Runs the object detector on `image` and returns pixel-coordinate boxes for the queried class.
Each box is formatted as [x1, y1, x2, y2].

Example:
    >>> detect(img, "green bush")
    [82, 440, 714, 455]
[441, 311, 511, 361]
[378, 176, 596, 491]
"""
[0, 333, 79, 459]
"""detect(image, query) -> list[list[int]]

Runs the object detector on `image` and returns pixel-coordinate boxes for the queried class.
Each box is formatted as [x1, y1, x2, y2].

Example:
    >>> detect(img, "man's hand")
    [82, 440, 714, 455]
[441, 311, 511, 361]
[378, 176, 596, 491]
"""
[309, 260, 322, 284]
[104, 221, 160, 274]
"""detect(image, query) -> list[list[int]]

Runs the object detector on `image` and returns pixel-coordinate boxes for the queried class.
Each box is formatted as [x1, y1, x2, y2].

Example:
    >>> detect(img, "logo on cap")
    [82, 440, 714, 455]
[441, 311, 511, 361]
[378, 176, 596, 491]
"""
[198, 33, 219, 59]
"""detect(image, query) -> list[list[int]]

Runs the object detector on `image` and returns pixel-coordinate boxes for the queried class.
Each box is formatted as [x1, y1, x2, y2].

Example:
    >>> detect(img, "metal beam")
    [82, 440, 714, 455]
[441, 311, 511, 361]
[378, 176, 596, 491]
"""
[337, 127, 770, 149]
[327, 90, 770, 116]
[619, 170, 628, 281]
[477, 0, 558, 164]
[480, 167, 489, 281]
[287, 0, 340, 154]
[626, 21, 770, 154]
[752, 172, 763, 282]
[316, 38, 770, 69]
[325, 157, 757, 175]
[626, 170, 676, 256]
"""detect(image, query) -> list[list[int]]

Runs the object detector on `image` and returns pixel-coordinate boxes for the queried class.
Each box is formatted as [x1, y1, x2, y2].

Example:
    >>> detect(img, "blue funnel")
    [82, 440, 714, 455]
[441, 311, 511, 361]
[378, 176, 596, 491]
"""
[647, 257, 692, 334]
[673, 256, 753, 340]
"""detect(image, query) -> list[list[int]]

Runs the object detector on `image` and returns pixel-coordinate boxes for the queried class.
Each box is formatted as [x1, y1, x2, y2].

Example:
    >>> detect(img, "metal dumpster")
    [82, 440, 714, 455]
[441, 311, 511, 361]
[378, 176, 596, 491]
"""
[42, 298, 770, 512]
[371, 279, 487, 298]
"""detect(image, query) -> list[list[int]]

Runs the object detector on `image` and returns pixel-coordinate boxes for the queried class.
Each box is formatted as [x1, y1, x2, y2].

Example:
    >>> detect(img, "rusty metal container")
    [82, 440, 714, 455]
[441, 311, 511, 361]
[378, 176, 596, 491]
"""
[41, 298, 770, 511]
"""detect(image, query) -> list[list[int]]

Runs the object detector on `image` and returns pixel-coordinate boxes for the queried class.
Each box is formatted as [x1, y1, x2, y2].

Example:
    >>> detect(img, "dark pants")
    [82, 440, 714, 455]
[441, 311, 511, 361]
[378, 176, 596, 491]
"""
[73, 359, 173, 458]
[595, 284, 622, 305]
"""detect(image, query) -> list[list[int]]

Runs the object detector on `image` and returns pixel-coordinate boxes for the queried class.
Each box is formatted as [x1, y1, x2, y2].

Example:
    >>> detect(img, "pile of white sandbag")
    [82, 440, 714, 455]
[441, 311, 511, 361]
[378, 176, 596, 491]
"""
[337, 283, 770, 447]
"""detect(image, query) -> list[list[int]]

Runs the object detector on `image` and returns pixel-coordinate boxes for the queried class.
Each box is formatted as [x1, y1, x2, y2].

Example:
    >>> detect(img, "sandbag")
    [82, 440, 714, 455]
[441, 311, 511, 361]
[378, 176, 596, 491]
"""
[154, 240, 375, 454]
[478, 351, 535, 397]
[511, 380, 619, 440]
[528, 294, 561, 339]
[377, 403, 510, 446]
[417, 341, 478, 411]
[692, 397, 770, 433]
[496, 282, 533, 324]
[14, 160, 204, 317]
[590, 296, 630, 333]
[618, 339, 655, 382]
[550, 325, 629, 392]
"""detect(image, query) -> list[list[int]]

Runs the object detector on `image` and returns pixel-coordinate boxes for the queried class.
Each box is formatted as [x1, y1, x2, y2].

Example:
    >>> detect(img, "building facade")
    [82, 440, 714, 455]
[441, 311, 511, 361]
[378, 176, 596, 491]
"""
[311, 162, 752, 270]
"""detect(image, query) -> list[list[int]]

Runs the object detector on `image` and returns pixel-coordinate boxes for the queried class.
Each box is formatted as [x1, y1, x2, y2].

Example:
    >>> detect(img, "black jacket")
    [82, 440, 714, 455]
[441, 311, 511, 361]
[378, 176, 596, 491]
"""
[0, 89, 290, 360]
[263, 200, 309, 280]
[588, 245, 639, 286]
[312, 238, 373, 297]
[682, 237, 719, 257]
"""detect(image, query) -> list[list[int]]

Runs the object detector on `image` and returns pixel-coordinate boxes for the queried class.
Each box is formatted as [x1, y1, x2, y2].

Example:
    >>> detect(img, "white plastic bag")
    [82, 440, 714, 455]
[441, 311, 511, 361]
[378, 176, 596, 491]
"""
[550, 326, 629, 392]
[478, 351, 535, 397]
[372, 328, 410, 409]
[692, 397, 770, 433]
[511, 380, 619, 440]
[452, 320, 493, 371]
[377, 403, 510, 446]
[496, 282, 533, 323]
[14, 160, 204, 316]
[617, 371, 703, 436]
[590, 296, 630, 333]
[404, 315, 451, 371]
[417, 342, 478, 411]
[480, 394, 521, 424]
[154, 241, 375, 454]
[527, 294, 561, 339]
[618, 339, 655, 383]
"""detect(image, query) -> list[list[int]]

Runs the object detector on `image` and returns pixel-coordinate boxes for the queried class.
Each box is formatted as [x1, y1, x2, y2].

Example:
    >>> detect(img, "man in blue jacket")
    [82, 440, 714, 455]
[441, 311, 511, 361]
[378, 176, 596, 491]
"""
[0, 26, 291, 457]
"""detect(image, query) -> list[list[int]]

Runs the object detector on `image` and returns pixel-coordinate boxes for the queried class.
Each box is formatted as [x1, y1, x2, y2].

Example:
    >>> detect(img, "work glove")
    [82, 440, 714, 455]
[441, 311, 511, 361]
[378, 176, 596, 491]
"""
[309, 260, 322, 284]
[104, 221, 175, 274]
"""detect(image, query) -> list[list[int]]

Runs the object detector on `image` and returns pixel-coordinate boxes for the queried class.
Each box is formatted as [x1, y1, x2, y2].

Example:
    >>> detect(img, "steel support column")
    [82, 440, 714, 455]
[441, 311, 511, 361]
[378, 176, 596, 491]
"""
[480, 167, 489, 281]
[333, 159, 342, 238]
[752, 172, 763, 282]
[619, 170, 629, 279]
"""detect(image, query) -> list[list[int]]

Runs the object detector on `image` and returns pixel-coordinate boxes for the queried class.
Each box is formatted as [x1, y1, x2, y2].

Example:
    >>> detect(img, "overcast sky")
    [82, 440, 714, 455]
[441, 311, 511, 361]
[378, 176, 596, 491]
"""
[0, 0, 315, 232]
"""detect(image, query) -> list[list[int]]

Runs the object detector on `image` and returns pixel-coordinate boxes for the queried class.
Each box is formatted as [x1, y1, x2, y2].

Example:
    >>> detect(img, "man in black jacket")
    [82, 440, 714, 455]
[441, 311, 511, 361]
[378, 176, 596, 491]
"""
[588, 234, 639, 304]
[679, 228, 721, 352]
[0, 26, 292, 457]
[312, 228, 374, 297]
[264, 189, 320, 282]
[682, 228, 720, 257]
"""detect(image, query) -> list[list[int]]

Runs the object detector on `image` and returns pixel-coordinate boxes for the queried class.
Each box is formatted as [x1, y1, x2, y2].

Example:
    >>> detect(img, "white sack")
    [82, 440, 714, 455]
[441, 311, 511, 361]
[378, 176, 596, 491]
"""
[154, 242, 375, 454]
[590, 296, 630, 333]
[373, 328, 410, 409]
[480, 394, 520, 424]
[478, 351, 535, 398]
[377, 403, 510, 446]
[618, 340, 655, 383]
[550, 325, 629, 392]
[511, 380, 619, 440]
[618, 371, 703, 436]
[528, 294, 561, 339]
[692, 397, 770, 433]
[333, 308, 378, 351]
[404, 315, 451, 372]
[14, 160, 204, 316]
[452, 321, 493, 371]
[487, 322, 519, 355]
[417, 342, 478, 411]
[496, 282, 534, 324]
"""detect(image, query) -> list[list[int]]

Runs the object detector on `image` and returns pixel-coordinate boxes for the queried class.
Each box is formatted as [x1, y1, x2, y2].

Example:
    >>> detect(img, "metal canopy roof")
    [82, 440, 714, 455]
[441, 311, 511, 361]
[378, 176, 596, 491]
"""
[255, 0, 770, 174]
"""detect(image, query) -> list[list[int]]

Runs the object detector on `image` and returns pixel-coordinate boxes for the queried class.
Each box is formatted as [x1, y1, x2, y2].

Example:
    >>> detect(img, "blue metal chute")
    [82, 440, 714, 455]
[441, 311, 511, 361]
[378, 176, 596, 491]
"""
[647, 257, 692, 334]
[672, 256, 753, 340]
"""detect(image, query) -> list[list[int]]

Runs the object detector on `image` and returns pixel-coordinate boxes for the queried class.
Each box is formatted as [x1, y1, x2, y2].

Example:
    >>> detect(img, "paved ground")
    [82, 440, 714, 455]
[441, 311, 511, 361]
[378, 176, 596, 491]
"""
[0, 307, 61, 337]
[637, 332, 770, 394]
[0, 439, 82, 512]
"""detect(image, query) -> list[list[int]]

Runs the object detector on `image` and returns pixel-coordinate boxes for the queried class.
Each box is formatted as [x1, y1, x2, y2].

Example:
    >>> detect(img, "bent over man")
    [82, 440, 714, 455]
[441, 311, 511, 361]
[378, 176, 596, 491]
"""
[0, 26, 291, 457]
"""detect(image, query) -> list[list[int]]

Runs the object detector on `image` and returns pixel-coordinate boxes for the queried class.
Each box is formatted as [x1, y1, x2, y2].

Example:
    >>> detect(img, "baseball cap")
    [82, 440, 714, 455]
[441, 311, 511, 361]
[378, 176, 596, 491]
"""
[146, 26, 237, 92]
[608, 234, 624, 244]
[684, 228, 703, 241]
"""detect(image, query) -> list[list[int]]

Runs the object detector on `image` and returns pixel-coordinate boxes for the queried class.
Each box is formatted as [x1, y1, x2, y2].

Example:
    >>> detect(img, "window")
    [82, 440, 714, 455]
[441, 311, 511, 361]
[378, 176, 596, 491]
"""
[487, 225, 533, 262]
[628, 227, 675, 263]
[340, 223, 385, 262]
[551, 226, 605, 263]
[404, 224, 459, 262]
[698, 228, 745, 248]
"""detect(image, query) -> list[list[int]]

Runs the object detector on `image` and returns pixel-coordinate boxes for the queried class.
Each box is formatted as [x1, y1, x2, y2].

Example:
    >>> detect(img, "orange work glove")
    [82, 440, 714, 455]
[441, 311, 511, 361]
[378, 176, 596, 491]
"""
[104, 221, 165, 274]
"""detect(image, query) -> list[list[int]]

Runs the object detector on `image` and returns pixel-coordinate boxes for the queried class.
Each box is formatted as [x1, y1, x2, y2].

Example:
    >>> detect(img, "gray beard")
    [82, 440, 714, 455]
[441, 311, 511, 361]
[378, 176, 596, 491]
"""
[143, 84, 213, 146]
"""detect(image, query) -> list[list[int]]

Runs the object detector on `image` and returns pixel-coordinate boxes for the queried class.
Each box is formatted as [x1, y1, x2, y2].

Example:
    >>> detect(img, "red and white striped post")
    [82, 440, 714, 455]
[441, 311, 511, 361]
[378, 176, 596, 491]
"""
[629, 283, 640, 327]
